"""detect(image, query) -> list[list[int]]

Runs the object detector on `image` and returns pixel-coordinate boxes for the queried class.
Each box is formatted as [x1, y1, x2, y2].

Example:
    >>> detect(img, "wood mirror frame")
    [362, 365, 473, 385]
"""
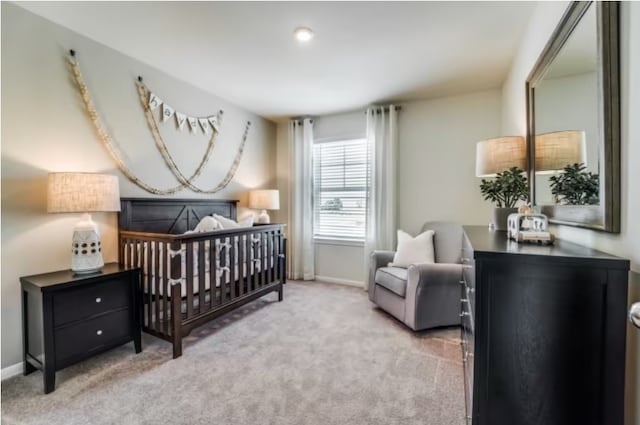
[526, 1, 620, 232]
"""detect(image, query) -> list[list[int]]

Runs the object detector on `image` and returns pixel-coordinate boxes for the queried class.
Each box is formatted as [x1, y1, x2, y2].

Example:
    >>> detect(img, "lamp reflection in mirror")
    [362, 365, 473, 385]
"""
[475, 136, 526, 177]
[47, 172, 120, 273]
[249, 189, 280, 224]
[535, 130, 586, 174]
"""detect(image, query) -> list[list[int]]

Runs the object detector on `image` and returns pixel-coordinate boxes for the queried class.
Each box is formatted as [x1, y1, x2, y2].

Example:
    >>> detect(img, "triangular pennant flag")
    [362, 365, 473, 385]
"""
[187, 116, 198, 133]
[175, 112, 187, 130]
[198, 118, 210, 134]
[208, 116, 219, 132]
[162, 104, 175, 122]
[148, 93, 162, 110]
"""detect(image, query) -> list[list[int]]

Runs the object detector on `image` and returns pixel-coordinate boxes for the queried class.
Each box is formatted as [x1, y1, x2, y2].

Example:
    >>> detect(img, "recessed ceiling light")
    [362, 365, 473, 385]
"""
[294, 27, 314, 42]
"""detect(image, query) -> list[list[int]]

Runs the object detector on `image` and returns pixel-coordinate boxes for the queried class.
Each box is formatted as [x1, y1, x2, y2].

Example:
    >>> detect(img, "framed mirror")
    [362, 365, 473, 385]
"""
[526, 1, 620, 232]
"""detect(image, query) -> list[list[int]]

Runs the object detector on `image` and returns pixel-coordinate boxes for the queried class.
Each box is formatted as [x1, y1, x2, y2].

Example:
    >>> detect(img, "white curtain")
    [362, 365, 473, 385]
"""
[363, 106, 398, 289]
[288, 118, 315, 280]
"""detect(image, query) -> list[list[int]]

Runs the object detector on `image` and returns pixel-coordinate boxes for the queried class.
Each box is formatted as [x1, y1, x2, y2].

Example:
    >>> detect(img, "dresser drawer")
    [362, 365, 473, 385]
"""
[54, 309, 131, 368]
[54, 278, 130, 326]
[461, 291, 474, 335]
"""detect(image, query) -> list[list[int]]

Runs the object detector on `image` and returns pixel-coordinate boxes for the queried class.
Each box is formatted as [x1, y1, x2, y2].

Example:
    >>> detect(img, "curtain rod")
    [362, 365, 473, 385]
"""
[291, 118, 314, 124]
[364, 105, 402, 114]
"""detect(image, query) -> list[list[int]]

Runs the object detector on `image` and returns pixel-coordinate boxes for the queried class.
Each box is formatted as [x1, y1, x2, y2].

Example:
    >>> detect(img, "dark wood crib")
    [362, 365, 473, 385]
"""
[118, 198, 286, 358]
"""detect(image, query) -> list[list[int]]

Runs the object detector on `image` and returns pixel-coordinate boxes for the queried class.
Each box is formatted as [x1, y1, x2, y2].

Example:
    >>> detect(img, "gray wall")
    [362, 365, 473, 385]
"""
[501, 2, 640, 423]
[276, 89, 501, 285]
[1, 3, 277, 370]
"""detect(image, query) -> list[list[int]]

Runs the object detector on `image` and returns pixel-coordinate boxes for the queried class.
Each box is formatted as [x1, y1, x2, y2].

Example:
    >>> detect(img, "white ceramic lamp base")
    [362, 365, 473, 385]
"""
[71, 213, 104, 274]
[256, 209, 271, 224]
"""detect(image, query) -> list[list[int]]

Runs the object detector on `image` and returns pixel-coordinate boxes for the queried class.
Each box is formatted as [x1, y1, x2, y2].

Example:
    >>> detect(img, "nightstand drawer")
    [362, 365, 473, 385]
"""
[53, 278, 130, 326]
[54, 309, 131, 368]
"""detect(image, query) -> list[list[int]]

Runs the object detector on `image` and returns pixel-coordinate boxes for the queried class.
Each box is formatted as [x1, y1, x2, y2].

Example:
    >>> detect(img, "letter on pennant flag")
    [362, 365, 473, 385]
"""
[149, 93, 162, 110]
[188, 116, 198, 133]
[208, 116, 219, 132]
[162, 104, 175, 122]
[175, 112, 187, 130]
[199, 118, 210, 134]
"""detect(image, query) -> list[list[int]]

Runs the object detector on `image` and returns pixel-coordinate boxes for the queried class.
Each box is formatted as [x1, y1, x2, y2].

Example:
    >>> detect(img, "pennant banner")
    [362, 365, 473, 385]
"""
[208, 116, 219, 132]
[162, 104, 175, 122]
[149, 93, 162, 110]
[199, 118, 210, 134]
[187, 116, 198, 133]
[147, 90, 222, 135]
[175, 112, 186, 130]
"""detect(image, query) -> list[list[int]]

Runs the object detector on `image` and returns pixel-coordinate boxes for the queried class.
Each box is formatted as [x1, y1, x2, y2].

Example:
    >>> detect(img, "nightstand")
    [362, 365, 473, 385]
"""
[20, 263, 142, 393]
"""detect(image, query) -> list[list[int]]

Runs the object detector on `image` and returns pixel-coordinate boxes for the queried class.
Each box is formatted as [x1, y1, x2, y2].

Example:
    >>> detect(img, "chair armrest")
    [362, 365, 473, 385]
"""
[407, 263, 463, 292]
[405, 262, 464, 330]
[368, 250, 395, 300]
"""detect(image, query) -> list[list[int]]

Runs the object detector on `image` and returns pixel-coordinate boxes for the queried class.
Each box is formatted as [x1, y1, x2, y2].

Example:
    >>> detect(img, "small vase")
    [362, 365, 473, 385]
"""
[492, 208, 518, 231]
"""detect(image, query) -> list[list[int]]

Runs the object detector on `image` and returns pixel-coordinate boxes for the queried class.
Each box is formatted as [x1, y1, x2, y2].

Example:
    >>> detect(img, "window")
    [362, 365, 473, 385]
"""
[313, 138, 369, 241]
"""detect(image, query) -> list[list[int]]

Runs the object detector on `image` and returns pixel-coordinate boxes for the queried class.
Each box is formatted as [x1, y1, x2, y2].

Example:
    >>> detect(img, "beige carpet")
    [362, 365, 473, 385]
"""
[1, 281, 464, 425]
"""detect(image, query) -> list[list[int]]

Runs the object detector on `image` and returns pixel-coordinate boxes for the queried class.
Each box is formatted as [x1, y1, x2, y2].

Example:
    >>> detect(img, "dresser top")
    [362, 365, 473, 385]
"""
[463, 226, 629, 269]
[20, 263, 138, 290]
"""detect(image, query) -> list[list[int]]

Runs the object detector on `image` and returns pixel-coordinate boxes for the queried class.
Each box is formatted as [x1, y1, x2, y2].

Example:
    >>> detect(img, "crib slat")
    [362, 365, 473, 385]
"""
[230, 236, 236, 300]
[211, 237, 218, 307]
[238, 235, 245, 296]
[132, 240, 139, 271]
[145, 242, 152, 331]
[152, 241, 160, 332]
[260, 232, 269, 287]
[248, 233, 254, 293]
[276, 231, 282, 282]
[162, 243, 169, 333]
[198, 240, 205, 314]
[267, 231, 273, 284]
[186, 241, 194, 318]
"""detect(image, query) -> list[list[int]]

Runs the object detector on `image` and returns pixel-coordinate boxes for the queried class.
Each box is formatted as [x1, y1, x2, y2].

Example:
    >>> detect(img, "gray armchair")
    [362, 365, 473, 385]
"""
[368, 221, 463, 331]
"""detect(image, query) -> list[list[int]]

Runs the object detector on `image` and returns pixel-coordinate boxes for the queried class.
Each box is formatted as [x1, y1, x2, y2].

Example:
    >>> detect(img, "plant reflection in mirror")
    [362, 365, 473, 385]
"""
[549, 163, 599, 205]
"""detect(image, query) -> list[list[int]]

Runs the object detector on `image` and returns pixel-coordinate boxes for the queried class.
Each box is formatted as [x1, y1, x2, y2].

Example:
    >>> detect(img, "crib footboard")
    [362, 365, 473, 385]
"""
[120, 224, 287, 358]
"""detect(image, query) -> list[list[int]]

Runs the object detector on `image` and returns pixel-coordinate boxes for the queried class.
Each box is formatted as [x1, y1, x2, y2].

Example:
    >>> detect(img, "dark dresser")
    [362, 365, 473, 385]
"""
[20, 263, 142, 393]
[461, 226, 629, 425]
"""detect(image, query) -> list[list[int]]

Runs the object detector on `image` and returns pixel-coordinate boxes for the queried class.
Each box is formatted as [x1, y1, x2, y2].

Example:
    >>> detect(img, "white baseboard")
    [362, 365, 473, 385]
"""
[314, 275, 364, 288]
[2, 362, 23, 381]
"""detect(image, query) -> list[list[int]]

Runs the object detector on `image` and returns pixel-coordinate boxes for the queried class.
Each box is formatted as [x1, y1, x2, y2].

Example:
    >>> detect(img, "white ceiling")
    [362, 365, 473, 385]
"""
[16, 1, 536, 122]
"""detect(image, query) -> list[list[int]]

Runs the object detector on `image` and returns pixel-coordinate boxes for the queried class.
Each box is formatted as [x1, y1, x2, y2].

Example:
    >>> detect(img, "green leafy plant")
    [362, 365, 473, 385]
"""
[479, 167, 529, 208]
[549, 163, 599, 205]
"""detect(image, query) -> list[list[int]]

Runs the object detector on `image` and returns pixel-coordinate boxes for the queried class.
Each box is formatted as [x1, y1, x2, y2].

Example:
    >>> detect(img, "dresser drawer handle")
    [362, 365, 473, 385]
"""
[96, 330, 103, 336]
[468, 287, 475, 294]
[461, 298, 469, 304]
[460, 312, 470, 317]
[95, 297, 102, 303]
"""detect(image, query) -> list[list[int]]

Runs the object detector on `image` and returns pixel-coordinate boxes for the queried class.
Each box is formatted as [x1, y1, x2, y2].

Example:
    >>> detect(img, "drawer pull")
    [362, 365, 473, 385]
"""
[459, 280, 465, 285]
[468, 287, 475, 294]
[461, 298, 469, 304]
[460, 312, 470, 317]
[96, 330, 103, 336]
[95, 297, 102, 303]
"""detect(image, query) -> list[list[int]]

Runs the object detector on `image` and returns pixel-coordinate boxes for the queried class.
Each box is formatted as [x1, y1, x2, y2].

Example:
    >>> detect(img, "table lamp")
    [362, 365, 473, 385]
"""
[535, 130, 587, 174]
[475, 136, 527, 177]
[249, 189, 280, 224]
[47, 172, 120, 273]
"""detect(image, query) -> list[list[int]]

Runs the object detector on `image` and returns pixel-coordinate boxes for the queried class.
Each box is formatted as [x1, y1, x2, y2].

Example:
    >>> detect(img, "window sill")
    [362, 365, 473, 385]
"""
[314, 237, 364, 247]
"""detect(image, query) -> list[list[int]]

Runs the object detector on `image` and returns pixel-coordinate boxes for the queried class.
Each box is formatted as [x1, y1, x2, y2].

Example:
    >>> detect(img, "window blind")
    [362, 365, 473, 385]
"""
[313, 139, 369, 241]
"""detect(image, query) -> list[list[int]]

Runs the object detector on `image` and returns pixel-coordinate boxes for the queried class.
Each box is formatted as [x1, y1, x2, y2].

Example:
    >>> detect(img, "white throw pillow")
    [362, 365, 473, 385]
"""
[193, 216, 221, 233]
[389, 229, 435, 268]
[214, 214, 254, 229]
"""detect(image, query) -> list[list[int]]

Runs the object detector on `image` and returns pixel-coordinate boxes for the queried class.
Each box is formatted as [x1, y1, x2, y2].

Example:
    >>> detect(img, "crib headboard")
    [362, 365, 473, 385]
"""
[119, 198, 238, 234]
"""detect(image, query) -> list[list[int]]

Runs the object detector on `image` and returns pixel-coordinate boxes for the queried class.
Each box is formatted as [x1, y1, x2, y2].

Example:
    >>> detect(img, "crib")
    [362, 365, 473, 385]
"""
[118, 198, 286, 358]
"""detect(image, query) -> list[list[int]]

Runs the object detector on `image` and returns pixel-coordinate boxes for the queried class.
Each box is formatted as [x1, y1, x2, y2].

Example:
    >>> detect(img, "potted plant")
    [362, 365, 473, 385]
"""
[479, 166, 529, 230]
[549, 163, 599, 205]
